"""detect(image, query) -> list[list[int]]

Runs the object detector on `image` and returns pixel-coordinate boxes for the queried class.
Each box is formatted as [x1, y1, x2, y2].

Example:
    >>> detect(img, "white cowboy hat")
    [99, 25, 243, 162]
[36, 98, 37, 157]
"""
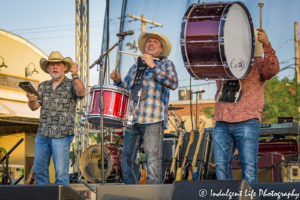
[40, 51, 73, 74]
[138, 32, 172, 57]
[254, 28, 264, 57]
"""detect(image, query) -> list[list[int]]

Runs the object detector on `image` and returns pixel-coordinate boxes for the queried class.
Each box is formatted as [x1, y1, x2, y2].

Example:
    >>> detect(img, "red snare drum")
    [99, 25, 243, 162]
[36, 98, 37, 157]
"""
[79, 144, 123, 182]
[87, 85, 130, 128]
[181, 2, 255, 80]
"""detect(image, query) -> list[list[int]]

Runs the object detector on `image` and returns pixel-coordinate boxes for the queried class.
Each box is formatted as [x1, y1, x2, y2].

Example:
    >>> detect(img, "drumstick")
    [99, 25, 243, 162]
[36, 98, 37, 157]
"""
[114, 53, 122, 76]
[258, 2, 264, 28]
[75, 45, 84, 63]
[74, 45, 83, 75]
[117, 50, 159, 61]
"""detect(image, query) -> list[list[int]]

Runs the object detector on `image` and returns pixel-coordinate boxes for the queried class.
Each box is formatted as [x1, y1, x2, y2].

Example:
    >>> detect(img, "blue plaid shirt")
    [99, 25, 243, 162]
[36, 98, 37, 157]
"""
[115, 58, 178, 129]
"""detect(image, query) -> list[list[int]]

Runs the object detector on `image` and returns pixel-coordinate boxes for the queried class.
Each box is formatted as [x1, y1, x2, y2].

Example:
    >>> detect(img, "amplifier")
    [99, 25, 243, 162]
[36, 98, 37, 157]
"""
[281, 162, 300, 182]
[232, 153, 282, 182]
[162, 134, 182, 175]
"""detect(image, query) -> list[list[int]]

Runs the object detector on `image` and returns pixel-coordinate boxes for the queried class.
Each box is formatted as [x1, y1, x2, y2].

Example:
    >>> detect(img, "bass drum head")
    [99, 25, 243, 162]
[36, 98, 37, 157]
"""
[224, 3, 253, 79]
[79, 145, 112, 183]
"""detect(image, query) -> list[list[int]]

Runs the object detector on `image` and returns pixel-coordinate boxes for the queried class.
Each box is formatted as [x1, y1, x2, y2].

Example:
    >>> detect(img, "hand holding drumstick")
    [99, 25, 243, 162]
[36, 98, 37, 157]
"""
[71, 45, 83, 78]
[111, 70, 121, 82]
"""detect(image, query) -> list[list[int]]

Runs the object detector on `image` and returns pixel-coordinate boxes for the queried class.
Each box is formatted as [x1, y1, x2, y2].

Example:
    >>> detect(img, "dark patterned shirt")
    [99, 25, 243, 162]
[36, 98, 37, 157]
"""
[36, 76, 81, 138]
[214, 43, 279, 122]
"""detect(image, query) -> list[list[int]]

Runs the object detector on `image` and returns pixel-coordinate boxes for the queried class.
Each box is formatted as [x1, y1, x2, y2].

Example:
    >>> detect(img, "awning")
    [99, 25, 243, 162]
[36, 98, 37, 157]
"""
[0, 103, 9, 115]
[0, 99, 40, 119]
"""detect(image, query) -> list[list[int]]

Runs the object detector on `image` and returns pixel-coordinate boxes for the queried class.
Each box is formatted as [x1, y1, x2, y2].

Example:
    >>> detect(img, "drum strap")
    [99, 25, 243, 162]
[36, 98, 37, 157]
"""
[131, 57, 148, 102]
[131, 56, 166, 102]
[218, 80, 242, 103]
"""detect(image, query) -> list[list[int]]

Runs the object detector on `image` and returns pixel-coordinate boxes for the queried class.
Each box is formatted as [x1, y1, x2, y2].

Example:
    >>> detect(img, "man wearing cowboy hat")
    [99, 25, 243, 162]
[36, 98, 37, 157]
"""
[111, 32, 178, 184]
[212, 28, 279, 183]
[26, 51, 85, 186]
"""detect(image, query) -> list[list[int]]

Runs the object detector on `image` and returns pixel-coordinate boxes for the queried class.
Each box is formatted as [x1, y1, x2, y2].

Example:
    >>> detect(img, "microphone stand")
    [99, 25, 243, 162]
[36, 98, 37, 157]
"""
[192, 90, 205, 130]
[89, 36, 125, 185]
[0, 138, 24, 185]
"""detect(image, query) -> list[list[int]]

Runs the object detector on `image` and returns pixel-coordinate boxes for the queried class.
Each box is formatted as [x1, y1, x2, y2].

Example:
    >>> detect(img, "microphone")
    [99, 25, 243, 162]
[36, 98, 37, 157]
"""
[192, 90, 205, 94]
[116, 30, 134, 37]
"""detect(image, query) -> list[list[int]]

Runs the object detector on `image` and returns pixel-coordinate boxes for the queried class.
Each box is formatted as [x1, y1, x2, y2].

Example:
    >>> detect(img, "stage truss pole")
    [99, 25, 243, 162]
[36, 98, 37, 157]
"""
[75, 0, 89, 179]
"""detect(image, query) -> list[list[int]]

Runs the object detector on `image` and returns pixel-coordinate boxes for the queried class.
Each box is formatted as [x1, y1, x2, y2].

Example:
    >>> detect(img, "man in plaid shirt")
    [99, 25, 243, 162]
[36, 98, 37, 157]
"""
[111, 32, 178, 184]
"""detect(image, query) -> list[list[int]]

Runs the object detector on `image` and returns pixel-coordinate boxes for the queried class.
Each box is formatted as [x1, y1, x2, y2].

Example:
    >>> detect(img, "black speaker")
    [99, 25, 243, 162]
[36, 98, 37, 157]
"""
[250, 182, 300, 200]
[0, 185, 84, 200]
[170, 180, 260, 200]
[96, 184, 172, 200]
[162, 134, 182, 176]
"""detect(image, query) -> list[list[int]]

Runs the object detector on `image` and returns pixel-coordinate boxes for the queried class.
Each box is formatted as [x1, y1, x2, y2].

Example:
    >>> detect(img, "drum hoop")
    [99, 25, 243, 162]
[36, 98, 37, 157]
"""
[219, 3, 231, 67]
[79, 145, 113, 183]
[87, 113, 126, 121]
[184, 4, 195, 72]
[91, 85, 130, 95]
[184, 4, 202, 79]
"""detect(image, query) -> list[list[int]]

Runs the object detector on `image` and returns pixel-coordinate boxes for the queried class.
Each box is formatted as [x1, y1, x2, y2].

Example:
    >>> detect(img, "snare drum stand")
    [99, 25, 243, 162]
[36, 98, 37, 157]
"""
[89, 36, 125, 185]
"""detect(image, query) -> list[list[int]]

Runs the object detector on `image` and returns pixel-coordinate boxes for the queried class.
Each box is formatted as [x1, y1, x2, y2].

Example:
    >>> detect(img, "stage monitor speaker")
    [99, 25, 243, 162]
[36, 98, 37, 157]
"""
[170, 180, 259, 200]
[250, 182, 300, 200]
[96, 184, 172, 200]
[0, 185, 84, 200]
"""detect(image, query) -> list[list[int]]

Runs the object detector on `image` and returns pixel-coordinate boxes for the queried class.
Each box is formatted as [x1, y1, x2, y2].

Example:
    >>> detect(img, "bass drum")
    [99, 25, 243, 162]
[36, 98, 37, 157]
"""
[79, 144, 122, 182]
[181, 2, 255, 80]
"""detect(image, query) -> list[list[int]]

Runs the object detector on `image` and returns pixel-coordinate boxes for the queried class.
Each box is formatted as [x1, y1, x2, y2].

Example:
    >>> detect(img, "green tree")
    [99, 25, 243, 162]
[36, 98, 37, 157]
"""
[262, 76, 300, 124]
[202, 106, 215, 119]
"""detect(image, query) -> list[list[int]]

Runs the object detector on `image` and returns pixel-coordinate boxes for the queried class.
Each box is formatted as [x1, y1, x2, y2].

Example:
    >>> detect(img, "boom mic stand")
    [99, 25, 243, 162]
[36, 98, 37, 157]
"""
[89, 36, 125, 185]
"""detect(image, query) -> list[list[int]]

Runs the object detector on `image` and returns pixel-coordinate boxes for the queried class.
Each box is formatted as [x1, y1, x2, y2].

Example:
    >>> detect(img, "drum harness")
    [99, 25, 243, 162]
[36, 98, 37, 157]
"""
[216, 78, 242, 103]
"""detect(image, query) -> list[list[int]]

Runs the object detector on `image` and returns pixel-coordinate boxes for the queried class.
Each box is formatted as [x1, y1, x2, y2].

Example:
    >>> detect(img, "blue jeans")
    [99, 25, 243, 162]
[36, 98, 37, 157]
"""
[212, 119, 260, 183]
[33, 134, 73, 186]
[122, 121, 164, 184]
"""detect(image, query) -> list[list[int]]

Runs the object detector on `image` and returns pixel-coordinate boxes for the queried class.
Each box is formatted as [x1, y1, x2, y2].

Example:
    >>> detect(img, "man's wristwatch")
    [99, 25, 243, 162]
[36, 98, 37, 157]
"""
[73, 75, 79, 80]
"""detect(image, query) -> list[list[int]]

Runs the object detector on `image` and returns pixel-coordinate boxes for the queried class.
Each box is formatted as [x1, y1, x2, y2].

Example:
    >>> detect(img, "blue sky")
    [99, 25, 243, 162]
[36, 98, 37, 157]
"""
[1, 0, 106, 86]
[1, 0, 300, 101]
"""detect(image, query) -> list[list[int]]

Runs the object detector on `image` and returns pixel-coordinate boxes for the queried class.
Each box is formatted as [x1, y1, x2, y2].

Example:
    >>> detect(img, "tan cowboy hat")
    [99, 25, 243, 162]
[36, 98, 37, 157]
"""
[138, 32, 172, 57]
[254, 28, 264, 57]
[40, 51, 73, 74]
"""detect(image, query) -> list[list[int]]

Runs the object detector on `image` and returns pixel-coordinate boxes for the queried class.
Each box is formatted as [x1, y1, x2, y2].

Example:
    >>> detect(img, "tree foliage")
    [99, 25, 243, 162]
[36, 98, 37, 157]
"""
[202, 106, 215, 119]
[262, 76, 300, 124]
